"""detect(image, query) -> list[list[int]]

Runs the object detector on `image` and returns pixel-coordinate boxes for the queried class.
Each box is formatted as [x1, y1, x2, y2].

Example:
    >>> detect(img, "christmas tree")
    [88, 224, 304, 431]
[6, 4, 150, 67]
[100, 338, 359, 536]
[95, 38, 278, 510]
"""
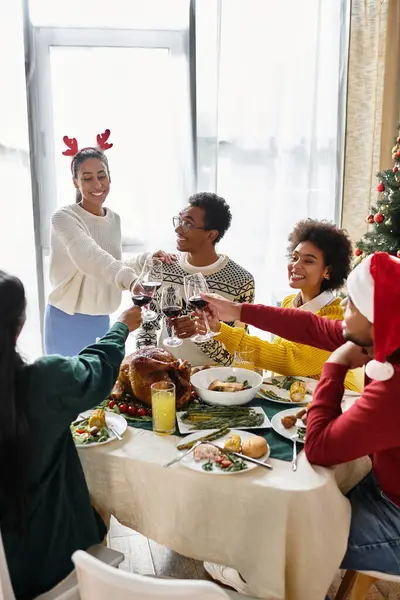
[355, 128, 400, 263]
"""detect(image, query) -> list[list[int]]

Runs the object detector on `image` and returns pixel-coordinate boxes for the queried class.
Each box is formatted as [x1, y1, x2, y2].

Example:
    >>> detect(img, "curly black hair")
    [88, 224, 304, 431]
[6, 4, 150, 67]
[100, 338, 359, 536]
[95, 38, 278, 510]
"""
[188, 192, 232, 245]
[287, 219, 353, 291]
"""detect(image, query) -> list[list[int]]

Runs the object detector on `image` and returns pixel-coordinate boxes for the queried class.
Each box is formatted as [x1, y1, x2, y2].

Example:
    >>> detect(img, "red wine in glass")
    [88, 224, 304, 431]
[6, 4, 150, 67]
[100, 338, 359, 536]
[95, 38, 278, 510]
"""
[188, 296, 208, 310]
[162, 306, 182, 319]
[142, 281, 162, 295]
[131, 294, 152, 307]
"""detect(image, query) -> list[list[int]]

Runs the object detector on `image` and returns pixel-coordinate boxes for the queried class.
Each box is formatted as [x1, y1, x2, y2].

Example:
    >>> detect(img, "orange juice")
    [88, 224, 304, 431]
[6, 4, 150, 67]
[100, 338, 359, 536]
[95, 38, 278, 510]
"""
[151, 382, 176, 435]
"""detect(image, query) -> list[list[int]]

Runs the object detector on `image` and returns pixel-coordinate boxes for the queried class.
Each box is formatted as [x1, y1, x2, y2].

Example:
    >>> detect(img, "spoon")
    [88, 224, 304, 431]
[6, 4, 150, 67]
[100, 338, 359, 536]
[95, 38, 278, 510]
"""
[291, 434, 299, 472]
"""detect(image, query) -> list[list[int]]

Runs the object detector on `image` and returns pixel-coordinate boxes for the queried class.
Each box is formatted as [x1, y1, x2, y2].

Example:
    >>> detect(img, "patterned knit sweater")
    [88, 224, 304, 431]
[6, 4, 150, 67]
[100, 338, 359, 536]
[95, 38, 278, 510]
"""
[136, 253, 255, 367]
[216, 294, 361, 392]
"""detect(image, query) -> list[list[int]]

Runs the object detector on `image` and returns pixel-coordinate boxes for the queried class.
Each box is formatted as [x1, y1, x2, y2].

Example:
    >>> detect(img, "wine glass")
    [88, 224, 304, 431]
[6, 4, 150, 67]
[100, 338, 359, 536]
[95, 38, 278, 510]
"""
[134, 258, 163, 322]
[161, 285, 183, 348]
[183, 273, 217, 343]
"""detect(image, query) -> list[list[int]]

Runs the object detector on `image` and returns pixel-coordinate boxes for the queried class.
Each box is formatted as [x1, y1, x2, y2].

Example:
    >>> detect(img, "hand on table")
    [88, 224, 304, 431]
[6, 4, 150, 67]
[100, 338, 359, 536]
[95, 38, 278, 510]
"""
[200, 293, 242, 323]
[117, 306, 142, 332]
[327, 341, 371, 370]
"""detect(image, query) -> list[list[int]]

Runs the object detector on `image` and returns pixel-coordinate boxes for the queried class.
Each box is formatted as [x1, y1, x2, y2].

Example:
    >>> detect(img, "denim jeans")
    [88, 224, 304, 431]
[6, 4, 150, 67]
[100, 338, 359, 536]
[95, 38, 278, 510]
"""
[340, 471, 400, 574]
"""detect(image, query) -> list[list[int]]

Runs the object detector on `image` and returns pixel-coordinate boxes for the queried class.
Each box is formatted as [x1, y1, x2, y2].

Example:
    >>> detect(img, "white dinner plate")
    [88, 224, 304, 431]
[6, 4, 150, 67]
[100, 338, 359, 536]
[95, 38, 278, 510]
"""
[178, 429, 270, 475]
[176, 406, 271, 434]
[259, 376, 314, 405]
[72, 410, 127, 448]
[270, 408, 306, 444]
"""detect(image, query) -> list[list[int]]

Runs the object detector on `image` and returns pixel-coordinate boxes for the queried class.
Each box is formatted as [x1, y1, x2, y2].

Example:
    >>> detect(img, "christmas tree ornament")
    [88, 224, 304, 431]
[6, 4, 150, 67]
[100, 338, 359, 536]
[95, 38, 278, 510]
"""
[397, 150, 400, 157]
[397, 136, 400, 143]
[374, 212, 384, 224]
[366, 214, 374, 224]
[354, 248, 362, 257]
[394, 166, 399, 173]
[392, 145, 398, 154]
[397, 250, 400, 258]
[376, 183, 385, 192]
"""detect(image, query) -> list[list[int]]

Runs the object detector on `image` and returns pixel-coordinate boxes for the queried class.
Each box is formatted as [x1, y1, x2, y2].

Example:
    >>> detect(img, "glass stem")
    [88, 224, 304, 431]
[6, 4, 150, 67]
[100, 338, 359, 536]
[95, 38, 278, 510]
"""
[171, 324, 177, 340]
[202, 310, 212, 334]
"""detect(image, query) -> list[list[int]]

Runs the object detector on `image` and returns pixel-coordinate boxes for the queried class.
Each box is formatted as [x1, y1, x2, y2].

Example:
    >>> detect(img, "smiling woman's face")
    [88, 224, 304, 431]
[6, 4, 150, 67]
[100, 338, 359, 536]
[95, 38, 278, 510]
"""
[287, 241, 330, 297]
[74, 157, 110, 206]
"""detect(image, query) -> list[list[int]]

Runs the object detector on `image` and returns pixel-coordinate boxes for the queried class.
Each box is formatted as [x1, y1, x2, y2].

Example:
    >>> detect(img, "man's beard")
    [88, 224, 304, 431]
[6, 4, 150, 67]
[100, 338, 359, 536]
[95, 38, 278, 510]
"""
[343, 328, 373, 348]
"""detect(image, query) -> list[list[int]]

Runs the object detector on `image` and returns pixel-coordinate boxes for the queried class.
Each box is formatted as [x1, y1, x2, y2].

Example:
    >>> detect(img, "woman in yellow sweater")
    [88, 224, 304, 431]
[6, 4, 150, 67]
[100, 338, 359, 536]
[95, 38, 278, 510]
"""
[199, 219, 361, 392]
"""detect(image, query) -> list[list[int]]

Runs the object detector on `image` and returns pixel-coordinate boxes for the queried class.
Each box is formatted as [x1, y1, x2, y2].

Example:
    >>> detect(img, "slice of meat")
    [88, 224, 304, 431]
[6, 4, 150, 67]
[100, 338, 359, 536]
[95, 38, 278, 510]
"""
[193, 444, 222, 462]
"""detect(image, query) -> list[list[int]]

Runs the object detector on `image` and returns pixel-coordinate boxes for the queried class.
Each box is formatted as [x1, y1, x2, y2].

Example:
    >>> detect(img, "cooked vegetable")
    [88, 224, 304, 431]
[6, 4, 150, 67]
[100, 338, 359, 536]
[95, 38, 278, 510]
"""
[201, 451, 248, 472]
[177, 427, 231, 451]
[88, 409, 106, 429]
[289, 381, 306, 402]
[298, 427, 306, 442]
[224, 434, 242, 452]
[181, 405, 264, 430]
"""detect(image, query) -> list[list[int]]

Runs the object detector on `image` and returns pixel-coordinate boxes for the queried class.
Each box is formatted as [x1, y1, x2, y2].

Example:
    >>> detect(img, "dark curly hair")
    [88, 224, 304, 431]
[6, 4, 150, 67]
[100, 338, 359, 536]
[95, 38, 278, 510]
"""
[71, 148, 110, 203]
[188, 192, 232, 245]
[287, 219, 353, 291]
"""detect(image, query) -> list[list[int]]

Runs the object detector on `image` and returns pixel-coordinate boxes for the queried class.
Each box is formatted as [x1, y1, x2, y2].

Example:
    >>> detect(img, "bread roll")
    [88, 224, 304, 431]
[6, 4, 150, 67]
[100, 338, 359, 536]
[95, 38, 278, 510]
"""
[241, 436, 268, 458]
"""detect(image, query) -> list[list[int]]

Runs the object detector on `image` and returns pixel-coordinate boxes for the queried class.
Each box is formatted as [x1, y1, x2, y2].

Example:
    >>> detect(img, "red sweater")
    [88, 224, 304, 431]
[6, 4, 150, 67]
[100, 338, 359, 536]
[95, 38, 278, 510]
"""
[242, 303, 400, 506]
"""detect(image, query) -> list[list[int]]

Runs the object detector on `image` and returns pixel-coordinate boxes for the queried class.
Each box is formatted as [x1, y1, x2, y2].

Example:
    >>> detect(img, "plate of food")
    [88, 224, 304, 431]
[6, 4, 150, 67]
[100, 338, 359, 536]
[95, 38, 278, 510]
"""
[176, 403, 270, 433]
[71, 408, 127, 447]
[177, 429, 270, 475]
[191, 367, 263, 406]
[270, 407, 308, 443]
[258, 375, 314, 405]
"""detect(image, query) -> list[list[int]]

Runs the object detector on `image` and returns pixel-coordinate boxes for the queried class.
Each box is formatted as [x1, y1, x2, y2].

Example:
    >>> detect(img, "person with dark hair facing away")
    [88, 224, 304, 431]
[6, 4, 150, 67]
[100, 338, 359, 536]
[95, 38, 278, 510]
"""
[193, 219, 360, 391]
[44, 130, 160, 356]
[0, 269, 141, 600]
[136, 192, 255, 367]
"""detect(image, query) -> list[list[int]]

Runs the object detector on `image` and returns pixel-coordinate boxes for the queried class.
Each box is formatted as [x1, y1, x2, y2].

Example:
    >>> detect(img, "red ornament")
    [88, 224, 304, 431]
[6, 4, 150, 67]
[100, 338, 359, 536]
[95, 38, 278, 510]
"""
[374, 212, 385, 224]
[394, 166, 399, 173]
[377, 183, 385, 192]
[397, 150, 400, 157]
[355, 248, 362, 257]
[397, 250, 400, 258]
[366, 214, 374, 224]
[397, 136, 400, 143]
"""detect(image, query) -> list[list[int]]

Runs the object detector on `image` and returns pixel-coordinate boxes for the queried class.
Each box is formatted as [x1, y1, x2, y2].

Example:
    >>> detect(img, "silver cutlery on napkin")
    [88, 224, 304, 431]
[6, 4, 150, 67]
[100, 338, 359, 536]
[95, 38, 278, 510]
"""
[291, 434, 299, 471]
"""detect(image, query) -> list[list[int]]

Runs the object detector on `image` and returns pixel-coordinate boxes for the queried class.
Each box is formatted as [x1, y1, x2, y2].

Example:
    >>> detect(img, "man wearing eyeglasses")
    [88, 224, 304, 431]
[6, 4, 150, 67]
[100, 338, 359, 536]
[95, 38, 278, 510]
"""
[135, 192, 255, 367]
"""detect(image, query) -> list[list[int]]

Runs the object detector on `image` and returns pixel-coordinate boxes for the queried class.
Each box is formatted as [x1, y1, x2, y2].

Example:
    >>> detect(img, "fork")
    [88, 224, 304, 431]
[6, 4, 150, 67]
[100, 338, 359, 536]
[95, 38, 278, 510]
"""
[164, 441, 202, 468]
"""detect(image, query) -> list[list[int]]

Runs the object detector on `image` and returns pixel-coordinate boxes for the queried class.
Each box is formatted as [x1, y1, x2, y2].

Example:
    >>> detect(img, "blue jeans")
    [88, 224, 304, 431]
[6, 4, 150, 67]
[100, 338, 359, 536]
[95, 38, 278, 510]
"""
[341, 471, 400, 574]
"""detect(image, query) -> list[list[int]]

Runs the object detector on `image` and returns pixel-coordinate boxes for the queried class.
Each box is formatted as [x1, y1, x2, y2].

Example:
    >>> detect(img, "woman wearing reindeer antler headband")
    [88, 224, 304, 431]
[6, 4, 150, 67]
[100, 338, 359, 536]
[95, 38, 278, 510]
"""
[44, 130, 142, 356]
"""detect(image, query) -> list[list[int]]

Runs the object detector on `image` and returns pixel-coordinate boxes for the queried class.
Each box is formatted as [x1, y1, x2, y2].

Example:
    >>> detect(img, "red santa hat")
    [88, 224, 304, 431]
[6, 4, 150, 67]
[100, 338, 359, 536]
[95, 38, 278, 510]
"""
[347, 252, 400, 381]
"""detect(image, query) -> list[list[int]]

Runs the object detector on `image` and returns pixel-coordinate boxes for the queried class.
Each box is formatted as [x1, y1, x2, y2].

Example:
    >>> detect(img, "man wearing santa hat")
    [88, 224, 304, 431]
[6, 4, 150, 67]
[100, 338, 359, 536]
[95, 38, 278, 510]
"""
[201, 252, 400, 589]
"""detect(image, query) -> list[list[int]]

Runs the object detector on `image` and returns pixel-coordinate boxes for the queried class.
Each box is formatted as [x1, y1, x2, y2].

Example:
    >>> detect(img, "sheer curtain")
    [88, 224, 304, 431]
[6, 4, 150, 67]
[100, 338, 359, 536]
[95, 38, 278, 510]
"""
[197, 0, 350, 311]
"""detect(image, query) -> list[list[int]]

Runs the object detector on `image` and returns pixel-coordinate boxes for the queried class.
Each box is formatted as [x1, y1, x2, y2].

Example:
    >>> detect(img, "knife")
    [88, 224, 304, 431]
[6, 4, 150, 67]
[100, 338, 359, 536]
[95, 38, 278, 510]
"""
[204, 441, 273, 470]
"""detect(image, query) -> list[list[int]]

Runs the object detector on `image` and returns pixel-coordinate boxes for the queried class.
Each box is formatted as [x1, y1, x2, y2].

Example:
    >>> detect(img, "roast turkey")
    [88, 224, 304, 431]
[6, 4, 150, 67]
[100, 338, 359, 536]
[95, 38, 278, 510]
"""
[110, 346, 192, 408]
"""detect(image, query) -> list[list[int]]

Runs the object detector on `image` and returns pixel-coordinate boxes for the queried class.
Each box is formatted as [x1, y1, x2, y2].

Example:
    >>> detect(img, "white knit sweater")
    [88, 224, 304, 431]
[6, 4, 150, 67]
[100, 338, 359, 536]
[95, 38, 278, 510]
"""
[48, 203, 138, 316]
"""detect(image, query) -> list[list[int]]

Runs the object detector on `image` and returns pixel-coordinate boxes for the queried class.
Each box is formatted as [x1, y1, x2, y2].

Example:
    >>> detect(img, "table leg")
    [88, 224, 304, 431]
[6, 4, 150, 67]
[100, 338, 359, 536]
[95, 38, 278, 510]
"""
[334, 570, 356, 600]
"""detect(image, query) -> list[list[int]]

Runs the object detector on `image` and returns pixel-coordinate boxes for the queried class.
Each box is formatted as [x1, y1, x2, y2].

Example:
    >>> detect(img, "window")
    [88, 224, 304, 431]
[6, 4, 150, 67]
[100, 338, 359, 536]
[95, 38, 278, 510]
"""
[197, 0, 350, 311]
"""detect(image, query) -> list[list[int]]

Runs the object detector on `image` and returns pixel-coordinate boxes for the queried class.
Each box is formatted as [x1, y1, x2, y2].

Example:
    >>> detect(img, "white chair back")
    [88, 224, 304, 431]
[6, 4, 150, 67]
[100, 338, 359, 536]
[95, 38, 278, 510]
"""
[72, 550, 234, 600]
[0, 530, 15, 600]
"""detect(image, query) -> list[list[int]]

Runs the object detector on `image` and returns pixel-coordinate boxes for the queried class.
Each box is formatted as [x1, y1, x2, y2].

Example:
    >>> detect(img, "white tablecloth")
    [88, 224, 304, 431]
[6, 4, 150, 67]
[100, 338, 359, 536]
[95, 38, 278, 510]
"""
[78, 428, 370, 600]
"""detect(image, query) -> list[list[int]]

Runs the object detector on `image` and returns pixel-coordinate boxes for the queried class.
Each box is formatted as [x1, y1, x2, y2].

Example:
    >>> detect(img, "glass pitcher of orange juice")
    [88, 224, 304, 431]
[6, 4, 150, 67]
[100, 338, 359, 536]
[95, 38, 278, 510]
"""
[151, 381, 176, 435]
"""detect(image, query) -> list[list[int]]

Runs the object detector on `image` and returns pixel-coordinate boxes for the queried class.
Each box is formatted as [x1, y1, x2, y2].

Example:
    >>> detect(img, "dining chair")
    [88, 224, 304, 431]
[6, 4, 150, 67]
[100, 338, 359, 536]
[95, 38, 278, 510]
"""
[72, 550, 256, 600]
[334, 569, 400, 600]
[0, 528, 124, 600]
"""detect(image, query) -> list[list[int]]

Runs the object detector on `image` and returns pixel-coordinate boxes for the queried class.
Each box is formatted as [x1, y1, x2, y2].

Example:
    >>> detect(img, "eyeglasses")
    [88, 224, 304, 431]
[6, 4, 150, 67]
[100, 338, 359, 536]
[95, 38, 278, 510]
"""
[172, 216, 207, 232]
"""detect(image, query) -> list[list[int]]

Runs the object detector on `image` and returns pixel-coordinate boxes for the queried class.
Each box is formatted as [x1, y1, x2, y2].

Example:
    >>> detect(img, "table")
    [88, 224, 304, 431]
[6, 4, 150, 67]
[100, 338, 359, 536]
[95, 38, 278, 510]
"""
[78, 427, 371, 600]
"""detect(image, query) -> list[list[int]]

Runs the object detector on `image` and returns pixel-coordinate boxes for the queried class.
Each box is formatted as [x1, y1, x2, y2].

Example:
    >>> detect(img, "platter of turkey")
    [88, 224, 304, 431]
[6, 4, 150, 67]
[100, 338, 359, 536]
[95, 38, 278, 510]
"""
[177, 429, 270, 475]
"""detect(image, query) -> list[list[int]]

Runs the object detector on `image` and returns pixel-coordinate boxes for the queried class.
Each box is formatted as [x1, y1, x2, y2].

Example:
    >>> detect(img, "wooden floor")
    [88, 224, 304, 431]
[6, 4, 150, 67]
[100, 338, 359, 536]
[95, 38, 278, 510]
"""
[108, 517, 400, 599]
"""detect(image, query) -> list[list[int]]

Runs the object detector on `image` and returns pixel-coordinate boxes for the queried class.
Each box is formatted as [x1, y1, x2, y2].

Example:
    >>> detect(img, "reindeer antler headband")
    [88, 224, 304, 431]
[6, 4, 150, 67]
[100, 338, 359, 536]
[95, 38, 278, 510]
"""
[62, 129, 113, 171]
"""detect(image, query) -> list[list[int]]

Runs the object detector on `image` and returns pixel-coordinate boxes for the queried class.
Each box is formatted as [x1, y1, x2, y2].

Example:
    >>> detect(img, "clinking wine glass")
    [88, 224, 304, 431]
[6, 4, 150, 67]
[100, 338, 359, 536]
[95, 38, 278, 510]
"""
[183, 273, 217, 343]
[161, 285, 183, 348]
[132, 258, 163, 322]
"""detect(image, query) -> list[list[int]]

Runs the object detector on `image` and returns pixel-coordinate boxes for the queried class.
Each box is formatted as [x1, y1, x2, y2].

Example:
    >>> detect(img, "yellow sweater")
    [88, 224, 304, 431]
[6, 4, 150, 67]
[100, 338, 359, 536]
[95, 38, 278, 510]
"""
[217, 295, 362, 392]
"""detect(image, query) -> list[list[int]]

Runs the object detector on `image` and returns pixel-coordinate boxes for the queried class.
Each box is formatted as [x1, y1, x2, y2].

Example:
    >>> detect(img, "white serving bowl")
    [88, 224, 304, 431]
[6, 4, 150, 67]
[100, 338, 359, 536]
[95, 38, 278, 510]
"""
[191, 367, 263, 406]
